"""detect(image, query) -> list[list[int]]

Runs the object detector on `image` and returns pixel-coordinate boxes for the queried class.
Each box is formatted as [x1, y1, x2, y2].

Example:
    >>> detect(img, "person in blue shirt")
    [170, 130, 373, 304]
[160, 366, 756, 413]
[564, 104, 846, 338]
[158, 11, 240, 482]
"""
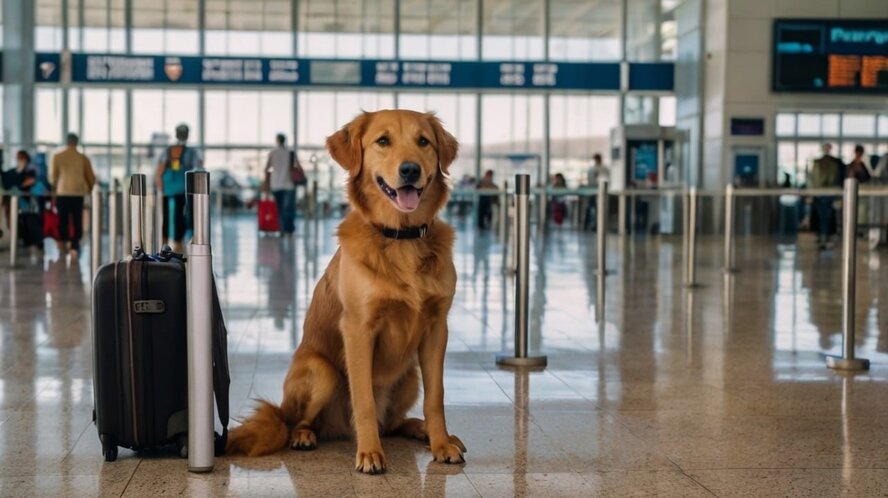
[155, 123, 202, 253]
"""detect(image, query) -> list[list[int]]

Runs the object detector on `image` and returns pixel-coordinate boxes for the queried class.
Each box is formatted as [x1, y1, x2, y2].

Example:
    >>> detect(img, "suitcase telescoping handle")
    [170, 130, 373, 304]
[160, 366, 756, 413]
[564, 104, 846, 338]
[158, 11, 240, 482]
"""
[129, 174, 146, 256]
[185, 170, 214, 473]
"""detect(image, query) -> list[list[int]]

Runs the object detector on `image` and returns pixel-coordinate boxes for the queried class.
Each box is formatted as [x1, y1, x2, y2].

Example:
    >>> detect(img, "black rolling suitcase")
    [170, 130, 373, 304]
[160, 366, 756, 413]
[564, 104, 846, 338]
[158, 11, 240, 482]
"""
[92, 174, 229, 462]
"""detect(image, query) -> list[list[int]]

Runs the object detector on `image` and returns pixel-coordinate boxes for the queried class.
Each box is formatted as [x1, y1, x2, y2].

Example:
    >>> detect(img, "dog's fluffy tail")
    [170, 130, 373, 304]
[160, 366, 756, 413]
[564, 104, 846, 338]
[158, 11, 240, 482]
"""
[226, 400, 290, 456]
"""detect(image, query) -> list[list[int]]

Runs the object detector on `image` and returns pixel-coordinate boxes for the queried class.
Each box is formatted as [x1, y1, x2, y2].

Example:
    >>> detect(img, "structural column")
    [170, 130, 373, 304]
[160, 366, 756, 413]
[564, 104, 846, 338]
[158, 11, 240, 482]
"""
[2, 1, 37, 155]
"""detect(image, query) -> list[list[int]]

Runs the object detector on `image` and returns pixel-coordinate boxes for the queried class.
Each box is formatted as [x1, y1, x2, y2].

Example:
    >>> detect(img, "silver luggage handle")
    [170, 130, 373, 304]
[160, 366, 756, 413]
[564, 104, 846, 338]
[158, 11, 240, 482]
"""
[129, 174, 146, 256]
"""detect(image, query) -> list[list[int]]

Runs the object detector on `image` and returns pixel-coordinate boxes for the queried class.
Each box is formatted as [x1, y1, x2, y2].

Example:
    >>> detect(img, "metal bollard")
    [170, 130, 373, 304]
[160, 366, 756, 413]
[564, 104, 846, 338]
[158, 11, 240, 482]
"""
[185, 171, 215, 472]
[723, 184, 736, 273]
[109, 180, 119, 262]
[90, 186, 102, 276]
[310, 181, 319, 219]
[9, 195, 19, 266]
[497, 174, 547, 368]
[595, 179, 608, 276]
[617, 193, 627, 236]
[685, 187, 698, 287]
[826, 178, 869, 371]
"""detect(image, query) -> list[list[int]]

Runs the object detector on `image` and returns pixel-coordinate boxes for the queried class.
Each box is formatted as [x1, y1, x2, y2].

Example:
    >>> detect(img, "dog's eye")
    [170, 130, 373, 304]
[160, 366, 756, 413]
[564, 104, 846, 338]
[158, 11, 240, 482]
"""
[418, 136, 430, 147]
[376, 136, 390, 147]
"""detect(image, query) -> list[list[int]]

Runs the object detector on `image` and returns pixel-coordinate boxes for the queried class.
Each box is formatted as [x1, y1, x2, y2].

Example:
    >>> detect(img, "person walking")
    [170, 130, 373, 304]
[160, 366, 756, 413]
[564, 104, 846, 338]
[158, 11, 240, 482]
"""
[846, 144, 872, 183]
[155, 123, 201, 253]
[809, 143, 843, 250]
[264, 133, 297, 235]
[50, 133, 96, 257]
[585, 153, 608, 230]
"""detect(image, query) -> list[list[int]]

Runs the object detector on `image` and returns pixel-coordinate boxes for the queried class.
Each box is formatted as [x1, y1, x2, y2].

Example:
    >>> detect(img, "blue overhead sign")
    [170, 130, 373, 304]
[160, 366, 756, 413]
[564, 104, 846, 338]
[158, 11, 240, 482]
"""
[34, 52, 673, 92]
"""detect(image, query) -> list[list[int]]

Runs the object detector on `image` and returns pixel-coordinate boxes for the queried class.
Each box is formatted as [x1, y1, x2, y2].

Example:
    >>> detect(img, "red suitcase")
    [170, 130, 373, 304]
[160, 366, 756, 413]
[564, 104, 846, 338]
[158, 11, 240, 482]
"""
[258, 196, 281, 233]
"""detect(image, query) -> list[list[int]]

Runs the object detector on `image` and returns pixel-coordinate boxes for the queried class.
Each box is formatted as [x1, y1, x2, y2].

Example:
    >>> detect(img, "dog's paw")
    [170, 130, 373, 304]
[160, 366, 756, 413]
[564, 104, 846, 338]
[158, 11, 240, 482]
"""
[397, 418, 428, 442]
[355, 449, 387, 475]
[431, 435, 466, 464]
[289, 427, 317, 451]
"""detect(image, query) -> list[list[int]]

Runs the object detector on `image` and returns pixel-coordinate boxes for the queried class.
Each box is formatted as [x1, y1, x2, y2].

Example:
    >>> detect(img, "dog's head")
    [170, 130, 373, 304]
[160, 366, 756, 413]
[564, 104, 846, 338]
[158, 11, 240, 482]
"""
[326, 109, 459, 227]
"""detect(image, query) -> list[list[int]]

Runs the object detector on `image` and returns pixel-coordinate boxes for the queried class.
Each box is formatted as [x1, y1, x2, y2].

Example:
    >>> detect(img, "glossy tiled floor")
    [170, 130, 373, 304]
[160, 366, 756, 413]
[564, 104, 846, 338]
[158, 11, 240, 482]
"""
[2, 213, 888, 497]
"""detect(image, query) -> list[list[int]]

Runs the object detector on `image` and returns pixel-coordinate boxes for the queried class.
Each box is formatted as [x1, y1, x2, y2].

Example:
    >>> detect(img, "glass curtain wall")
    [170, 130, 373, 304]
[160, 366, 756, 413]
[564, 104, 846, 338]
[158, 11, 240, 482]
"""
[29, 0, 678, 193]
[775, 111, 888, 187]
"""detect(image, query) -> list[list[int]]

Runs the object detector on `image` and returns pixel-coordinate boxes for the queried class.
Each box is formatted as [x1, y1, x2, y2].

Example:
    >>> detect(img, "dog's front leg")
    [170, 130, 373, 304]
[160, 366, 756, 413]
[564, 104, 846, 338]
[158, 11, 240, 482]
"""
[341, 313, 386, 474]
[419, 313, 466, 464]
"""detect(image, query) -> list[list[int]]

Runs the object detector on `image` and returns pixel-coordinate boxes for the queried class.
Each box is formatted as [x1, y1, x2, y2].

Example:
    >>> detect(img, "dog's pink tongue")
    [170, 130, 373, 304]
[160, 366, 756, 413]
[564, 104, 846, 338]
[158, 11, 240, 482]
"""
[396, 187, 420, 211]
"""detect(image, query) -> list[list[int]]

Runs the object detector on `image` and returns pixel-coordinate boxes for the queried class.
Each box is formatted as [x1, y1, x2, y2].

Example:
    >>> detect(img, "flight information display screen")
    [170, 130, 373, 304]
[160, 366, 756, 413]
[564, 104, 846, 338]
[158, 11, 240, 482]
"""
[773, 19, 888, 94]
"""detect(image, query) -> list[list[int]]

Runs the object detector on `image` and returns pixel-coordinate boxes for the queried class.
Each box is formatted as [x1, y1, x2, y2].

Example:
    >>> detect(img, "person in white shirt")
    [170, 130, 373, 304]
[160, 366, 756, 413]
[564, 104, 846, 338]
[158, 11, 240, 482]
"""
[584, 153, 608, 230]
[264, 133, 297, 235]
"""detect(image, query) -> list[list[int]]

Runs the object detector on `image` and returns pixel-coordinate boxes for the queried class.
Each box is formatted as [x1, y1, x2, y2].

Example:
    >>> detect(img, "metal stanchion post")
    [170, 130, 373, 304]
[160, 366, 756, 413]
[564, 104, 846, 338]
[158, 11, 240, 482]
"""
[90, 186, 102, 276]
[185, 171, 215, 472]
[310, 180, 318, 219]
[109, 180, 119, 262]
[827, 178, 869, 371]
[596, 179, 608, 276]
[497, 174, 547, 368]
[685, 187, 698, 288]
[9, 195, 19, 266]
[723, 184, 736, 273]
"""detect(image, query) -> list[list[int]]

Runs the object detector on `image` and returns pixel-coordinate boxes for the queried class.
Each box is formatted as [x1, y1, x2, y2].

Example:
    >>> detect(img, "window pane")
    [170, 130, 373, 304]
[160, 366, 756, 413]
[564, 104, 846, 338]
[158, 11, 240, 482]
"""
[481, 94, 545, 186]
[550, 0, 620, 61]
[659, 96, 676, 127]
[36, 88, 63, 145]
[777, 142, 797, 186]
[298, 0, 395, 58]
[796, 114, 820, 136]
[776, 113, 795, 136]
[879, 115, 888, 137]
[482, 0, 544, 60]
[36, 0, 64, 51]
[550, 95, 619, 186]
[626, 0, 661, 61]
[399, 0, 477, 60]
[260, 92, 294, 144]
[822, 114, 839, 136]
[132, 0, 200, 54]
[205, 0, 293, 56]
[842, 114, 876, 137]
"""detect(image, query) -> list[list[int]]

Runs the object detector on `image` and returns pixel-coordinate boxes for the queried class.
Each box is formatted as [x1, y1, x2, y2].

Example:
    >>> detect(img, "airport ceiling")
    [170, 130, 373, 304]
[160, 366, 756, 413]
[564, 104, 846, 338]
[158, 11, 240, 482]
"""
[36, 0, 677, 38]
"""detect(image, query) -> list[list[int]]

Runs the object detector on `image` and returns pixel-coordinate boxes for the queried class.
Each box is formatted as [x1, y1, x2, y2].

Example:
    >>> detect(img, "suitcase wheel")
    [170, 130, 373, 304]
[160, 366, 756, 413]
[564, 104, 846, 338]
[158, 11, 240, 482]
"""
[102, 443, 118, 462]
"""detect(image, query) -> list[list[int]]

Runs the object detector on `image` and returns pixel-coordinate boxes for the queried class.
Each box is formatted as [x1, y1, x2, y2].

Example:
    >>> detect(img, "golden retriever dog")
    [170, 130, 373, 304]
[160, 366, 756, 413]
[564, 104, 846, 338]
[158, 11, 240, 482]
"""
[227, 109, 465, 474]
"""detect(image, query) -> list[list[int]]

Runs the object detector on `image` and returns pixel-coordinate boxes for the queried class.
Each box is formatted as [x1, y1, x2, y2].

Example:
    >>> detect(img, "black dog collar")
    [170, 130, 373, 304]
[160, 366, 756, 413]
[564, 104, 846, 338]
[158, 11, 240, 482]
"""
[379, 224, 429, 240]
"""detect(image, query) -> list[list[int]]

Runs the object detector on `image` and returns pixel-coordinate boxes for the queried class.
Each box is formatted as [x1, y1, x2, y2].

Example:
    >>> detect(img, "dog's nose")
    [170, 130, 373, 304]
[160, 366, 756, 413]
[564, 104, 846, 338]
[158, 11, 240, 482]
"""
[399, 162, 421, 184]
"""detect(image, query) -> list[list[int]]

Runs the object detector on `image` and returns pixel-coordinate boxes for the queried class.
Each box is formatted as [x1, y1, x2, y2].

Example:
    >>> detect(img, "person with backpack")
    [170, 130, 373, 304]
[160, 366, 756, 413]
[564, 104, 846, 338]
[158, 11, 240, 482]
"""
[50, 133, 96, 257]
[156, 123, 202, 252]
[264, 133, 303, 235]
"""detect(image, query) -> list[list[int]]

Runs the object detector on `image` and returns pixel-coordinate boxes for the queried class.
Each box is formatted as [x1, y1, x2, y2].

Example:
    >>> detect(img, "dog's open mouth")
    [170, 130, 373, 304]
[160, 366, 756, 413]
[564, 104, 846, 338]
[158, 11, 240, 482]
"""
[377, 177, 423, 212]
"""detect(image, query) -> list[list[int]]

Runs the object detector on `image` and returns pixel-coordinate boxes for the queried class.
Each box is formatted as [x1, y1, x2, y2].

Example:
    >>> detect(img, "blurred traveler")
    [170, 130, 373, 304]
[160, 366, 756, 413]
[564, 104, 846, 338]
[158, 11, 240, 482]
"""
[846, 144, 872, 183]
[808, 143, 842, 250]
[476, 170, 498, 230]
[550, 173, 568, 226]
[156, 123, 201, 253]
[585, 154, 608, 230]
[264, 133, 297, 235]
[50, 133, 96, 257]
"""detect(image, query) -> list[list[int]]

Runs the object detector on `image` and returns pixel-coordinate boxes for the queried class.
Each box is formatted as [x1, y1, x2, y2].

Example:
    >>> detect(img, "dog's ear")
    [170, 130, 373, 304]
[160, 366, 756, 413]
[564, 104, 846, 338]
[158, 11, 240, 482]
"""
[326, 112, 369, 175]
[427, 114, 459, 175]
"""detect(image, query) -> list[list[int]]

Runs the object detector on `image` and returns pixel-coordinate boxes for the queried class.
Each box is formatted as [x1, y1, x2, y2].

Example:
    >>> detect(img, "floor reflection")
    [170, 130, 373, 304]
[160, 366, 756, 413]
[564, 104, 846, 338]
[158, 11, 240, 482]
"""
[2, 217, 888, 495]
